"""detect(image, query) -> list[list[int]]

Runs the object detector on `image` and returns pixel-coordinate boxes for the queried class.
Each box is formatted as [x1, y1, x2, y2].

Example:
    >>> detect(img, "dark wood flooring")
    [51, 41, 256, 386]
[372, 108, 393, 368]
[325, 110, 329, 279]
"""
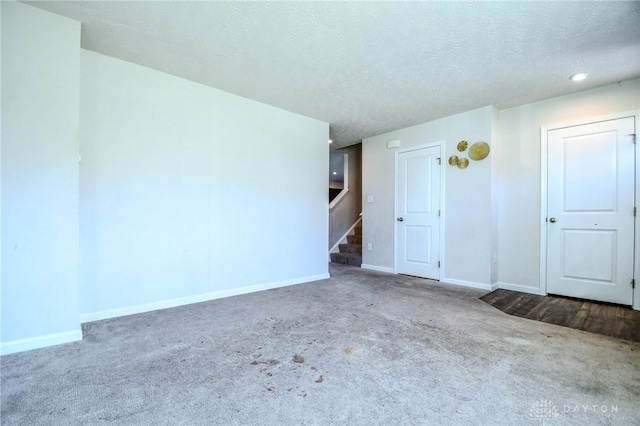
[480, 289, 640, 342]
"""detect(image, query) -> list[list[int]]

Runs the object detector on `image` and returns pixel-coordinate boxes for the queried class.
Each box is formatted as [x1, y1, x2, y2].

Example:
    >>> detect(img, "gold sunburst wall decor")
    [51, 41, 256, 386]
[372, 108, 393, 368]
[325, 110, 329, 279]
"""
[451, 140, 490, 169]
[469, 141, 490, 161]
[457, 158, 469, 169]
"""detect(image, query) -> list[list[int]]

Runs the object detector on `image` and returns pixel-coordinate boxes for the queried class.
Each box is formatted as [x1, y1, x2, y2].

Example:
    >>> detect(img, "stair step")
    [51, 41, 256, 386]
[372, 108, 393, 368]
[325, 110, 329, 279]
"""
[347, 234, 362, 245]
[339, 243, 362, 254]
[354, 225, 362, 235]
[330, 252, 362, 267]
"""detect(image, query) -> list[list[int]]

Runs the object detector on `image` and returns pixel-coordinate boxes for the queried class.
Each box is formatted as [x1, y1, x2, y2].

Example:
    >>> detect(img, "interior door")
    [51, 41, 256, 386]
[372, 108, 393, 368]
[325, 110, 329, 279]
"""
[546, 117, 635, 305]
[396, 146, 441, 279]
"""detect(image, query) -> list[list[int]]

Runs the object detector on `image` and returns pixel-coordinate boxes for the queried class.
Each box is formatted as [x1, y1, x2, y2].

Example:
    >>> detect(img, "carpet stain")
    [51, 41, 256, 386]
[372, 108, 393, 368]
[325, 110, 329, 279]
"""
[250, 359, 280, 366]
[292, 354, 305, 363]
[344, 346, 356, 355]
[411, 320, 447, 332]
[315, 375, 324, 383]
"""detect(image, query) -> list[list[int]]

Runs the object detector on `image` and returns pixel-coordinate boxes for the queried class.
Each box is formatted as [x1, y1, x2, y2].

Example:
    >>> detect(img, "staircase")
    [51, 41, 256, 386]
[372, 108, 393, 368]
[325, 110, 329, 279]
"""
[330, 224, 362, 267]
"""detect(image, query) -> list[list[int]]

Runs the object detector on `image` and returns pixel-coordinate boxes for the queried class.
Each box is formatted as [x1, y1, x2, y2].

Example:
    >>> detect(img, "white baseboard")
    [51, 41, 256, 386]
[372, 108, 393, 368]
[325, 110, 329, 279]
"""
[81, 273, 330, 323]
[360, 264, 396, 274]
[441, 277, 497, 292]
[497, 281, 545, 296]
[0, 329, 83, 356]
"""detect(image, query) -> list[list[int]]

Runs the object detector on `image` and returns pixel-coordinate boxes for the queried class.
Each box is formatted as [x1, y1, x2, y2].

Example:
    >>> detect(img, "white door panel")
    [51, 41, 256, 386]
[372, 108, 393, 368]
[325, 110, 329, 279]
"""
[397, 146, 441, 279]
[547, 117, 635, 305]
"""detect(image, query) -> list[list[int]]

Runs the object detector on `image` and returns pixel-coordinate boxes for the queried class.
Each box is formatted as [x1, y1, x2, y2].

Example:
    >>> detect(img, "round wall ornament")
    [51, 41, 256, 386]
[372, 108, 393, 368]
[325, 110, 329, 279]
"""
[457, 158, 469, 169]
[469, 141, 490, 160]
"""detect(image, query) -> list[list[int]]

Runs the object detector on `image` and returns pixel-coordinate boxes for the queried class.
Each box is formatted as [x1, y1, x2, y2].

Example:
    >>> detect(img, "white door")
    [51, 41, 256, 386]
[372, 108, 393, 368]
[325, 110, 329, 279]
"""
[546, 117, 635, 305]
[396, 146, 441, 279]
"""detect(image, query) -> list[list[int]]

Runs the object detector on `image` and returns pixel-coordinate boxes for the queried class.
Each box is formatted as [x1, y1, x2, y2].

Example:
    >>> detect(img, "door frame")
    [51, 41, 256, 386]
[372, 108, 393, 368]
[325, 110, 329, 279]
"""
[539, 111, 639, 310]
[394, 141, 445, 278]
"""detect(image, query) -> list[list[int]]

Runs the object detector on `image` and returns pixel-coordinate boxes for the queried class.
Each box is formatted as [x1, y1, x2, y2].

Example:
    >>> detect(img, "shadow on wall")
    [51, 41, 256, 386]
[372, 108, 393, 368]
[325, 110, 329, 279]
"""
[329, 153, 345, 203]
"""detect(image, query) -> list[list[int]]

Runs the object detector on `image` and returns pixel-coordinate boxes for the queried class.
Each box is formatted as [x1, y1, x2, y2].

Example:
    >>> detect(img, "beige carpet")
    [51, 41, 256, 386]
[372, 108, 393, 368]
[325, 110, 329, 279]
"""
[2, 264, 638, 425]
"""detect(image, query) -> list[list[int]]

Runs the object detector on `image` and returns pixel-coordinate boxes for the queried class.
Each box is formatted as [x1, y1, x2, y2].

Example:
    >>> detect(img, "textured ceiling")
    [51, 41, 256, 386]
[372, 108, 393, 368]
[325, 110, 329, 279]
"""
[27, 1, 640, 149]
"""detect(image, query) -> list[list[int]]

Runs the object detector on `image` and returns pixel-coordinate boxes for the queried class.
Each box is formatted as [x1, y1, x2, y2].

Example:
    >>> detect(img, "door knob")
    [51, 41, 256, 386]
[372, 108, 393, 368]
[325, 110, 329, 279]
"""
[397, 217, 404, 222]
[549, 217, 557, 223]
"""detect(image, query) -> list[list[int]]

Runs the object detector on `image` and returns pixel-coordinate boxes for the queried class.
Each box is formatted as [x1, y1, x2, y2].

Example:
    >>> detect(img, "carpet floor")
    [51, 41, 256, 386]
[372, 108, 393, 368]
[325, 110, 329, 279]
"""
[1, 264, 638, 425]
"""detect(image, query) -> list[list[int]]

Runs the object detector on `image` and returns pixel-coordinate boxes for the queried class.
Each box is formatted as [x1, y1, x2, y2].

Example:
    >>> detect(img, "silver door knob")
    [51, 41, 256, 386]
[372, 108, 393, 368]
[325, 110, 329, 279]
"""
[549, 217, 557, 223]
[397, 217, 404, 222]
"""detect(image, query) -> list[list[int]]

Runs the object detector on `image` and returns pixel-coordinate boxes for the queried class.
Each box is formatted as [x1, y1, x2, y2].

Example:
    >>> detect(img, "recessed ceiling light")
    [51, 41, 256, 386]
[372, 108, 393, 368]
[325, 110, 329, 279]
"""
[570, 73, 588, 82]
[332, 172, 337, 175]
[328, 139, 333, 144]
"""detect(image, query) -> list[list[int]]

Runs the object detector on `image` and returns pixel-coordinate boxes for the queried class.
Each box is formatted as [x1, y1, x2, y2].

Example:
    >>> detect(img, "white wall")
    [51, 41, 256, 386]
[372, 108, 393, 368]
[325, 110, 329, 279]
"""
[362, 107, 495, 288]
[362, 81, 639, 301]
[1, 2, 82, 354]
[1, 3, 3, 351]
[497, 79, 640, 296]
[80, 50, 329, 320]
[490, 107, 500, 285]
